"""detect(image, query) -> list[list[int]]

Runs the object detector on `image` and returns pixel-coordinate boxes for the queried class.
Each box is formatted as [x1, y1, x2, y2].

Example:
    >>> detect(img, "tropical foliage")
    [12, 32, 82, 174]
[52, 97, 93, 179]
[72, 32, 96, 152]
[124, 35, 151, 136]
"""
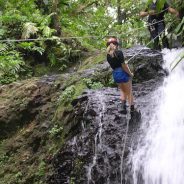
[0, 0, 183, 84]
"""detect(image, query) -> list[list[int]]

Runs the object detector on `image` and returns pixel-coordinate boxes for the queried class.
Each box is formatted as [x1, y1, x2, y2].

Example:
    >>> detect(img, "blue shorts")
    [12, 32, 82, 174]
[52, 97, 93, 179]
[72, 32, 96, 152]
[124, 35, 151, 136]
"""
[112, 67, 129, 83]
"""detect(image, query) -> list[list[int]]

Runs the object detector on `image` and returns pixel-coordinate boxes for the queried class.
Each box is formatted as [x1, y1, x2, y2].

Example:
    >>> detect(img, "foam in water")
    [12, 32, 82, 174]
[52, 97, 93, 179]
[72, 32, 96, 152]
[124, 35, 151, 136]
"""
[132, 49, 184, 184]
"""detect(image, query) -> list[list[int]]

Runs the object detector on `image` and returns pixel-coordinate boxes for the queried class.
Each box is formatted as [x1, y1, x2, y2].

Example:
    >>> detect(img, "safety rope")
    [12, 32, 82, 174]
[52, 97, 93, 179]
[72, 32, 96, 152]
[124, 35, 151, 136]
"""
[108, 19, 166, 39]
[147, 7, 169, 15]
[126, 19, 175, 63]
[120, 113, 131, 184]
[0, 20, 170, 43]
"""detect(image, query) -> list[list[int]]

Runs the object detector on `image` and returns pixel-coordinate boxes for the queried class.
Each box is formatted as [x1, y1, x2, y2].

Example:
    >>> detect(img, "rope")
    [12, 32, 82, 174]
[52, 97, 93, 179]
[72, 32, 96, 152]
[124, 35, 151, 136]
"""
[120, 114, 131, 184]
[108, 19, 166, 39]
[126, 19, 175, 63]
[0, 36, 101, 43]
[113, 6, 170, 38]
[0, 20, 169, 43]
[147, 7, 169, 16]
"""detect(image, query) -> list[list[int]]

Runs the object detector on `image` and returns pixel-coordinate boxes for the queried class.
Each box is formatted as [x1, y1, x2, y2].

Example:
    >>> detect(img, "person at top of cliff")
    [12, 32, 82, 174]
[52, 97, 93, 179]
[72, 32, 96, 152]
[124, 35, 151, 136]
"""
[140, 0, 179, 50]
[106, 37, 134, 114]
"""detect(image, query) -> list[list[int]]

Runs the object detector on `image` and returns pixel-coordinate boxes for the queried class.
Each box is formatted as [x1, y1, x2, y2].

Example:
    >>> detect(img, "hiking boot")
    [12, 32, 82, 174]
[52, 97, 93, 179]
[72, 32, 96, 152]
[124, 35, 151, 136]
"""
[130, 105, 136, 116]
[119, 100, 127, 114]
[130, 105, 135, 112]
[122, 106, 127, 114]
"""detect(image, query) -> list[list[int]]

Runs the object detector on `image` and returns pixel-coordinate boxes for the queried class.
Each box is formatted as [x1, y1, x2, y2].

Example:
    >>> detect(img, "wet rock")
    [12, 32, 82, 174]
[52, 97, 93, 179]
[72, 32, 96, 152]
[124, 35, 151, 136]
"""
[124, 46, 164, 82]
[47, 78, 159, 184]
[0, 77, 59, 139]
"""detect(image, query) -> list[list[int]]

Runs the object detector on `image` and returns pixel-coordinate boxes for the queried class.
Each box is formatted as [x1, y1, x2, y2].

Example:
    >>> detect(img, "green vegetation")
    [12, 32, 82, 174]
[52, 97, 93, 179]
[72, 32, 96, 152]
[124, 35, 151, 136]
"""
[59, 85, 76, 104]
[37, 161, 46, 177]
[83, 78, 104, 89]
[78, 52, 106, 71]
[0, 0, 183, 84]
[0, 0, 183, 183]
[49, 124, 63, 137]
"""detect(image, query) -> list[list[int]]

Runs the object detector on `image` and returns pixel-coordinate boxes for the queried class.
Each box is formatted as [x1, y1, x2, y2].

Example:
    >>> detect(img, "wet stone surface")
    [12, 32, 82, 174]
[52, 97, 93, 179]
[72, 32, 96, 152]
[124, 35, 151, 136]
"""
[47, 77, 161, 184]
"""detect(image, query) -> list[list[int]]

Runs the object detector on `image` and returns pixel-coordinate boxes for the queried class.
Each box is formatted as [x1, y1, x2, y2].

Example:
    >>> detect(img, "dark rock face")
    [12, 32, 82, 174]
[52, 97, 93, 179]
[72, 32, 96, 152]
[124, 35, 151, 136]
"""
[124, 46, 164, 82]
[0, 75, 61, 139]
[47, 77, 160, 184]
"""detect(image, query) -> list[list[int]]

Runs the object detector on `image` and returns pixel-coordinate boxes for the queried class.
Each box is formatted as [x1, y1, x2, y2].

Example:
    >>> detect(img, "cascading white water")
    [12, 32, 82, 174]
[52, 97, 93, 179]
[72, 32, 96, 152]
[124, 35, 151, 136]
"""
[87, 92, 106, 184]
[132, 48, 184, 184]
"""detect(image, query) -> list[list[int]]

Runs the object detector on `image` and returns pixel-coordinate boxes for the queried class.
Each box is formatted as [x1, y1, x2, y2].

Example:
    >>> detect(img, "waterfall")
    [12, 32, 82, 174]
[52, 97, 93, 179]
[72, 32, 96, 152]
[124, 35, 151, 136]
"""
[84, 89, 133, 184]
[87, 92, 107, 184]
[131, 48, 184, 184]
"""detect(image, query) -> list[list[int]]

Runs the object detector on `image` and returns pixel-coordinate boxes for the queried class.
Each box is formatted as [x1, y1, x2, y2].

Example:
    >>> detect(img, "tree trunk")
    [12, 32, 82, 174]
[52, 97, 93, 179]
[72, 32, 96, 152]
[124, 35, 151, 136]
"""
[117, 0, 122, 24]
[51, 0, 62, 36]
[117, 0, 126, 24]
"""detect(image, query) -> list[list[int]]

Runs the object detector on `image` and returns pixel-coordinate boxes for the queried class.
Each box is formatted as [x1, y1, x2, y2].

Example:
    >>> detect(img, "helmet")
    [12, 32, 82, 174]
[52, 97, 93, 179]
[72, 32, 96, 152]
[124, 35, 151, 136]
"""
[106, 37, 119, 46]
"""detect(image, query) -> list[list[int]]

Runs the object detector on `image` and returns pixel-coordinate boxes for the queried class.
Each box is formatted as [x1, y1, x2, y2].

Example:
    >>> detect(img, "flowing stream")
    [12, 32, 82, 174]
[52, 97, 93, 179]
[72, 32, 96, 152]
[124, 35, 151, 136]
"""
[131, 48, 184, 184]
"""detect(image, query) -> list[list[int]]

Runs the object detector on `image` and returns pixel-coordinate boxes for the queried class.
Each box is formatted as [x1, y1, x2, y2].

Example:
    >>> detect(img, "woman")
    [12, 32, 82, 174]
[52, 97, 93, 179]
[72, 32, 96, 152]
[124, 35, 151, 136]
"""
[106, 37, 134, 114]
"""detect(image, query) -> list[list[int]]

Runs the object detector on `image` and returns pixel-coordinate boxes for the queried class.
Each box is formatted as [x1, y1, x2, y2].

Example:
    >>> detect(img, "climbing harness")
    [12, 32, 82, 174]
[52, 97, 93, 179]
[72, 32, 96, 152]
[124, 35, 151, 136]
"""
[149, 19, 157, 32]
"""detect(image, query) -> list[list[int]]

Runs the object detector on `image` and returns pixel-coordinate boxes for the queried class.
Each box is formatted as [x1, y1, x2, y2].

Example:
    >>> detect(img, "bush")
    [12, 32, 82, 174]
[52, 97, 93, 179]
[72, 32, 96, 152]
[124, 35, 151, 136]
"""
[59, 85, 76, 104]
[0, 47, 26, 84]
[83, 78, 104, 89]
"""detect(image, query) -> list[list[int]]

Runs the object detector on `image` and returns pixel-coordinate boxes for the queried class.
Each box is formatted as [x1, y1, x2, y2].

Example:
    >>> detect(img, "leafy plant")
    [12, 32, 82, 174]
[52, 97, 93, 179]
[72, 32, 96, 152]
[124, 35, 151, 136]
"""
[0, 154, 9, 165]
[48, 41, 81, 71]
[175, 17, 184, 38]
[59, 85, 76, 103]
[15, 171, 23, 179]
[37, 160, 46, 177]
[0, 46, 26, 84]
[21, 22, 38, 39]
[49, 124, 63, 137]
[18, 42, 45, 55]
[70, 177, 75, 184]
[83, 78, 104, 89]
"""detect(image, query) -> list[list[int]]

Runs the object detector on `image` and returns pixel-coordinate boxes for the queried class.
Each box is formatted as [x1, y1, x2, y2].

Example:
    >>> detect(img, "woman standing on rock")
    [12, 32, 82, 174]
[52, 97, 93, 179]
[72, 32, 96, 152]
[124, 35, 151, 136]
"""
[106, 37, 134, 114]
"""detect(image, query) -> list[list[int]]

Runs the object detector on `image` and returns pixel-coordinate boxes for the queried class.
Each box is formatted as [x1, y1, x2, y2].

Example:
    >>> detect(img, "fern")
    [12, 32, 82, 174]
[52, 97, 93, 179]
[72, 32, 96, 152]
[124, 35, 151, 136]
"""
[21, 22, 38, 39]
[42, 26, 56, 38]
[0, 43, 9, 54]
[0, 48, 26, 84]
[175, 17, 184, 37]
[0, 51, 24, 75]
[0, 29, 6, 39]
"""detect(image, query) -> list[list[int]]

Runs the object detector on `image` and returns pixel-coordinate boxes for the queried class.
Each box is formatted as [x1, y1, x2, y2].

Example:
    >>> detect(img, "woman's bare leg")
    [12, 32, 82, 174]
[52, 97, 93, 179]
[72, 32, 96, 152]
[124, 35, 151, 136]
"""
[119, 89, 126, 101]
[126, 80, 134, 106]
[118, 83, 127, 102]
[118, 80, 134, 106]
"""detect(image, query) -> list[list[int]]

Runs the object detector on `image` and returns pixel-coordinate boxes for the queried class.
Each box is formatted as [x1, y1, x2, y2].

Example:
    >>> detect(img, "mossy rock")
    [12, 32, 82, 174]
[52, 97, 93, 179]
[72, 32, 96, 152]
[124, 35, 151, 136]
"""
[78, 51, 106, 71]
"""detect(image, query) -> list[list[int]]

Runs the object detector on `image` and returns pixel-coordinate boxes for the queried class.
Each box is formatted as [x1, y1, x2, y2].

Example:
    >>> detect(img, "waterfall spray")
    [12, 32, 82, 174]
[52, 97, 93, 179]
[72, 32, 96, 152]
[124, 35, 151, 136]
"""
[132, 48, 184, 184]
